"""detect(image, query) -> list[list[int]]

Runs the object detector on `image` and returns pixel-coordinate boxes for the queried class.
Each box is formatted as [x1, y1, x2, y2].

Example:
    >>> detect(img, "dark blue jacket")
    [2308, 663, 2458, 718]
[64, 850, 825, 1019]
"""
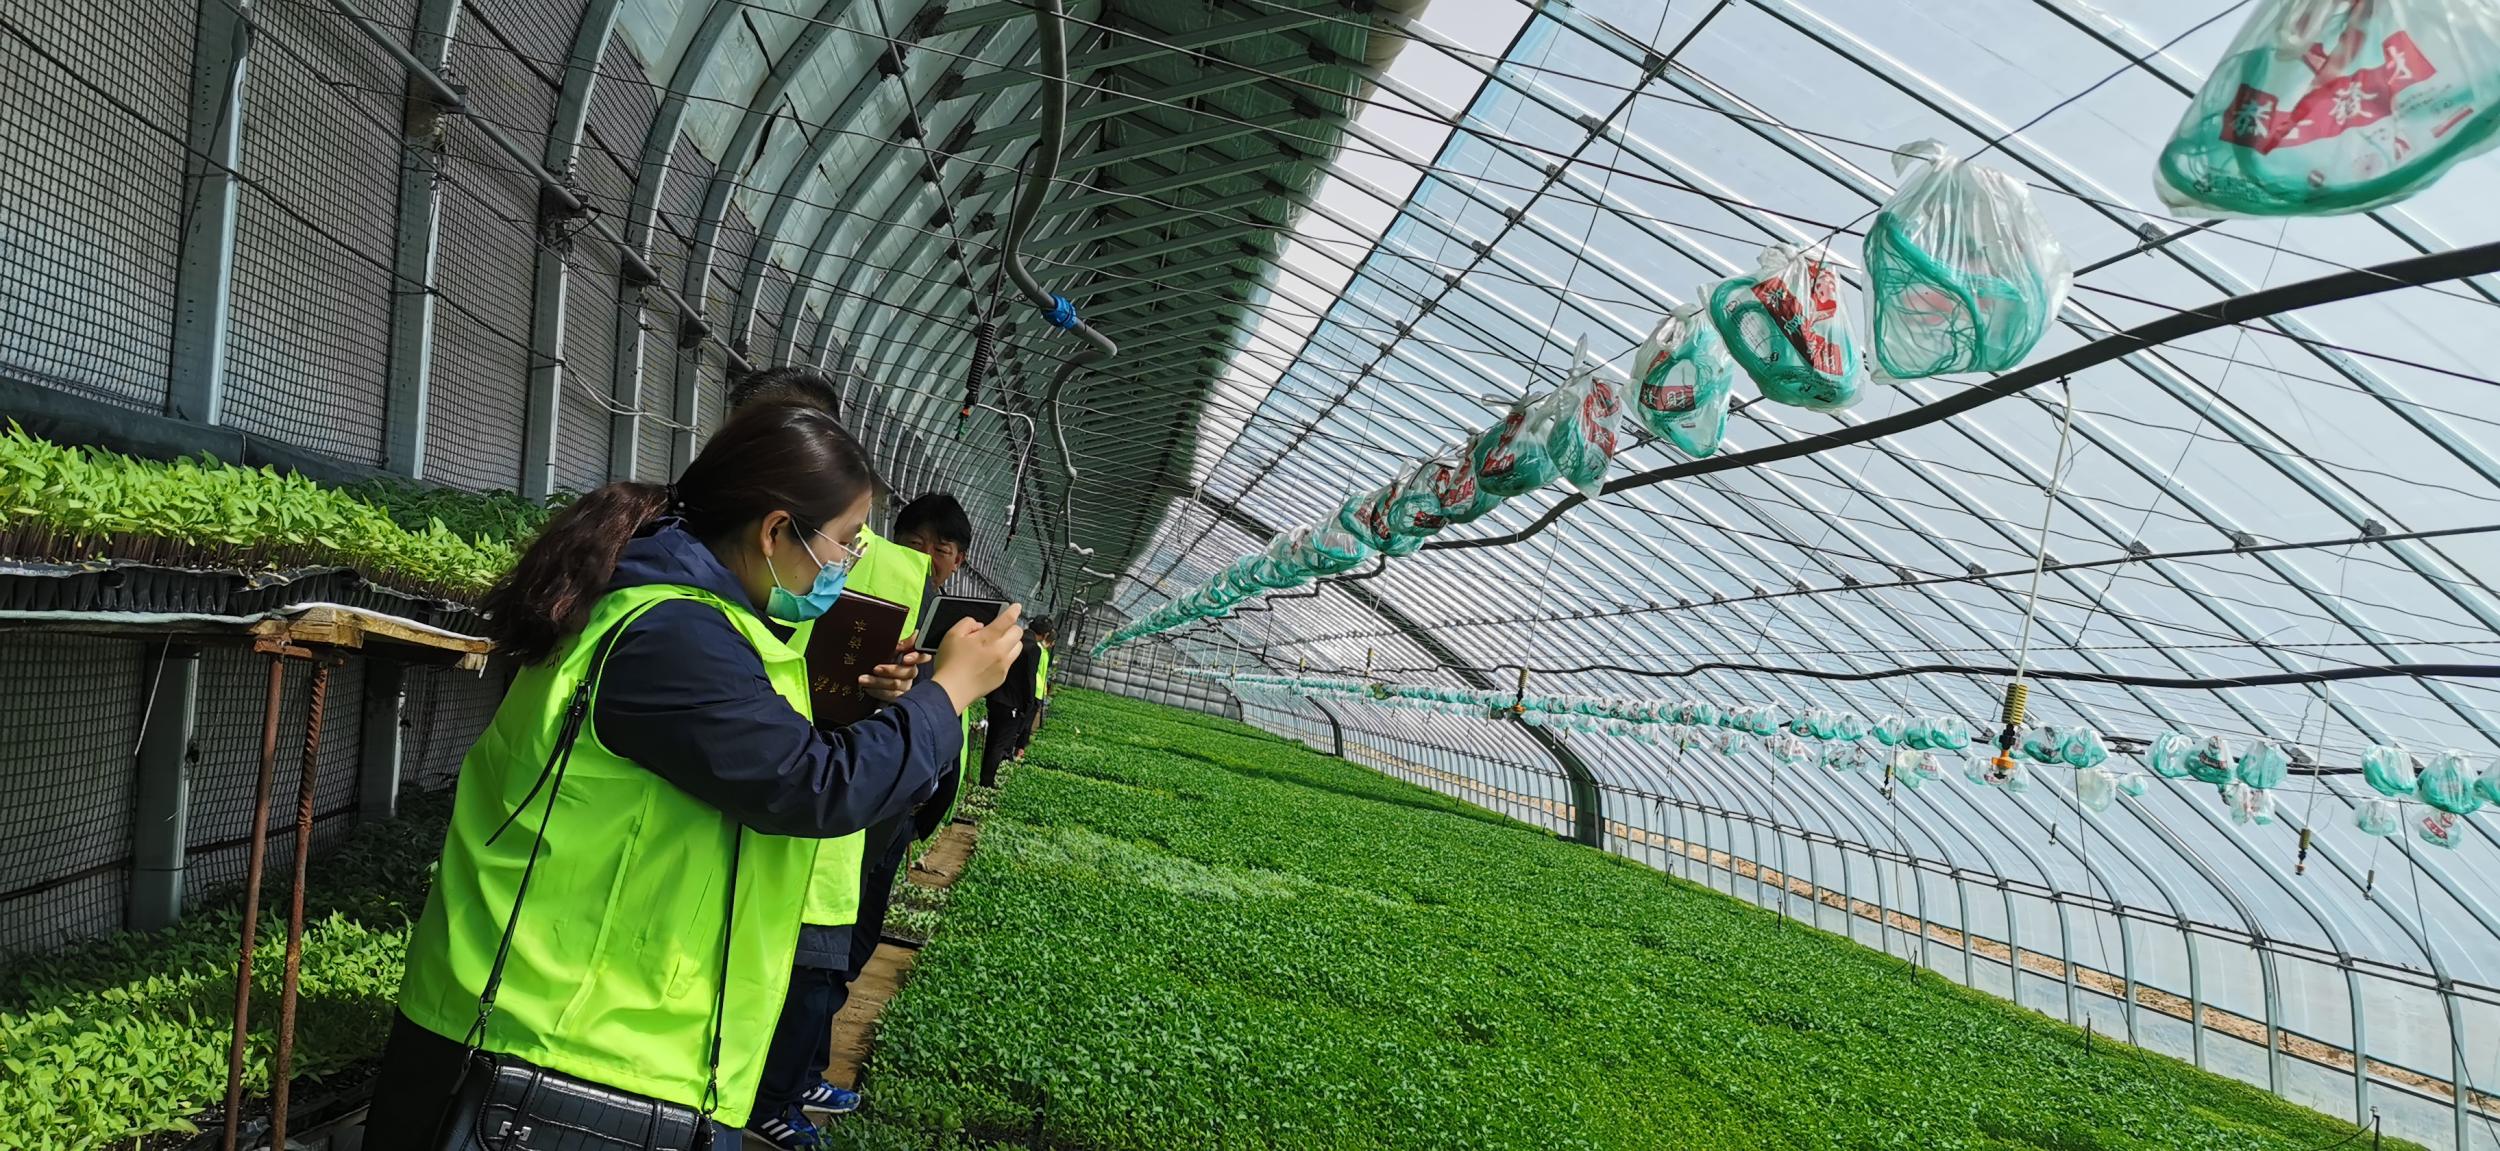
[590, 519, 960, 849]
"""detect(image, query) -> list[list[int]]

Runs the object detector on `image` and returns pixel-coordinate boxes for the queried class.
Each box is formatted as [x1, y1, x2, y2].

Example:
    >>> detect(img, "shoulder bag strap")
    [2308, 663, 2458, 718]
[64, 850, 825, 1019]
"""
[462, 606, 650, 1051]
[698, 825, 741, 1121]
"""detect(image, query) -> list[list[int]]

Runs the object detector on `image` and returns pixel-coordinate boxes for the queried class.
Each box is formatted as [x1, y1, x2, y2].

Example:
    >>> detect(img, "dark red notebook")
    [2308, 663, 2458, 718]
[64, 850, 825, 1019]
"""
[805, 589, 911, 730]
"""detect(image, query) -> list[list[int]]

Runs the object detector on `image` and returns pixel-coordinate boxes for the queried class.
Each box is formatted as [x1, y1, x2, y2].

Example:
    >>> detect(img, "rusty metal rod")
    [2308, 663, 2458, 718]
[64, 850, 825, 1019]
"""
[269, 657, 335, 1151]
[222, 652, 288, 1151]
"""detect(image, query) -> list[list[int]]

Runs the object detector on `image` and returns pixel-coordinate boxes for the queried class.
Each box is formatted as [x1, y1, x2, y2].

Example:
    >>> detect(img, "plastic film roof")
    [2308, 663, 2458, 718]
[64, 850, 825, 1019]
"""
[1096, 0, 2500, 1005]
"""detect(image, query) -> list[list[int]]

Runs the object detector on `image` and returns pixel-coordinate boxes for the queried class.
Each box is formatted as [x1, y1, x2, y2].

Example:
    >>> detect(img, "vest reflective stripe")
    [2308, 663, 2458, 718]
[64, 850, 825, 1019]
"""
[396, 585, 814, 1129]
[796, 528, 932, 926]
[1035, 646, 1052, 697]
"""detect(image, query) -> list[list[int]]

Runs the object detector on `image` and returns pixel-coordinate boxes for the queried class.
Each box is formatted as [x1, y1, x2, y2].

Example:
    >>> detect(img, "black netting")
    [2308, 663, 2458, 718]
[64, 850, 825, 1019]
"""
[635, 249, 685, 483]
[221, 0, 408, 464]
[402, 663, 505, 793]
[420, 13, 554, 492]
[753, 265, 794, 363]
[0, 635, 144, 954]
[186, 650, 364, 907]
[0, 0, 190, 413]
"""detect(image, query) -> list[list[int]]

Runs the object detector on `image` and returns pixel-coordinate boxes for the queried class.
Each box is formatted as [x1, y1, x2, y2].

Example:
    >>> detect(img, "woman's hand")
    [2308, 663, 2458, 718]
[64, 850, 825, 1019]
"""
[931, 604, 1025, 714]
[859, 637, 928, 703]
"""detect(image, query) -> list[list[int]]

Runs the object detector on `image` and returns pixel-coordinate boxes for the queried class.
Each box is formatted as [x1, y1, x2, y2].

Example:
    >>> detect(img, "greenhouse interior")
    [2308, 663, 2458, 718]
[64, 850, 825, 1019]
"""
[6, 0, 2500, 1147]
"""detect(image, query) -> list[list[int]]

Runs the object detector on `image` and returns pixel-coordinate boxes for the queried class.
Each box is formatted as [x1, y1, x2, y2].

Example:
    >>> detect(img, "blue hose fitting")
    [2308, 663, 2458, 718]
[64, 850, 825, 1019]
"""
[1043, 293, 1080, 330]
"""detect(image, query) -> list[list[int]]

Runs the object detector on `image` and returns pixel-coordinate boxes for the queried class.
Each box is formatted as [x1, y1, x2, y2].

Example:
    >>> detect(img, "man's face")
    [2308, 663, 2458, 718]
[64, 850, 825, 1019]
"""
[899, 528, 965, 585]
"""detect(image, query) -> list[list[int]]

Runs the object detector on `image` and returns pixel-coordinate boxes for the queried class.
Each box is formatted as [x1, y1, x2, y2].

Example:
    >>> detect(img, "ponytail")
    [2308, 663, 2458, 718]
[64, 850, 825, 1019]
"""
[482, 482, 670, 664]
[484, 403, 874, 664]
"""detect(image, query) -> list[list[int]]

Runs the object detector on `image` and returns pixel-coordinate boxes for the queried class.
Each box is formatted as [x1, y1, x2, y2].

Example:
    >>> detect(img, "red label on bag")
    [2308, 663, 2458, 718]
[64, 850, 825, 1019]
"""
[1751, 260, 1845, 375]
[1581, 379, 1620, 455]
[1480, 409, 1526, 476]
[2220, 30, 2437, 154]
[1431, 460, 1479, 513]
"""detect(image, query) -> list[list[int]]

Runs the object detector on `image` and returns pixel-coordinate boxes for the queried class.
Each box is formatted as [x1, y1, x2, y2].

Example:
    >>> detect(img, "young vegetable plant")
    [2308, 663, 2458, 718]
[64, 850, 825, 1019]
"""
[832, 690, 2418, 1151]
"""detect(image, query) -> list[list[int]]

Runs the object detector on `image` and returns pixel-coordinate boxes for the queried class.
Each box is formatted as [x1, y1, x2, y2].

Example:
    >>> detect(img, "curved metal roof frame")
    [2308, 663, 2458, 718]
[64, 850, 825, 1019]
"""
[1102, 4, 2500, 1126]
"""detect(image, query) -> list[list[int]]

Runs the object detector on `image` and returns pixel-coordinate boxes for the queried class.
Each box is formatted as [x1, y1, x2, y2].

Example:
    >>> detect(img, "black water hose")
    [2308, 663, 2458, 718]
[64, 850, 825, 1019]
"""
[996, 0, 1116, 573]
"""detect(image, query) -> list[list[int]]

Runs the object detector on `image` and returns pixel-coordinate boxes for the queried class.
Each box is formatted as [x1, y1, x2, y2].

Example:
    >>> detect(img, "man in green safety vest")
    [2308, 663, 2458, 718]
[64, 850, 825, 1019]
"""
[747, 479, 984, 1143]
[1015, 616, 1055, 760]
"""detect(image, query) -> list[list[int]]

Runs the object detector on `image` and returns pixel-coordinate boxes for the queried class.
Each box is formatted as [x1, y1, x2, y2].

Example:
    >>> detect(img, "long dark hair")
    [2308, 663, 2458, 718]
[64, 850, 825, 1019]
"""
[482, 403, 875, 663]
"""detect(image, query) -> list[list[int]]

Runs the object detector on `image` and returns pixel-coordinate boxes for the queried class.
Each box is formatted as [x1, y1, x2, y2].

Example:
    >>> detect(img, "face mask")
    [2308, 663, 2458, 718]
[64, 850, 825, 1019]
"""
[765, 526, 852, 622]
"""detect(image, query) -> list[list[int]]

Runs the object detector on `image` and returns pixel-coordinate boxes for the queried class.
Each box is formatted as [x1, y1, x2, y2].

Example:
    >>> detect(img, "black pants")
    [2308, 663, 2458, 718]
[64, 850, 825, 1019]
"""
[979, 706, 1024, 788]
[364, 1011, 737, 1150]
[846, 813, 915, 977]
[748, 965, 846, 1125]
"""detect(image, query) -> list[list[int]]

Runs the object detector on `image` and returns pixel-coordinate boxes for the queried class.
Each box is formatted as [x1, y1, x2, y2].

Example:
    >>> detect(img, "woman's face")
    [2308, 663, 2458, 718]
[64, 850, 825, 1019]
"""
[740, 488, 875, 612]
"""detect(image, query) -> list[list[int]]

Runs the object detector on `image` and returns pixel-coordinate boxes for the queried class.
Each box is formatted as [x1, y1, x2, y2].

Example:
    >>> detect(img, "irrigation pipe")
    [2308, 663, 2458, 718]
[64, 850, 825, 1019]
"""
[995, 0, 1117, 572]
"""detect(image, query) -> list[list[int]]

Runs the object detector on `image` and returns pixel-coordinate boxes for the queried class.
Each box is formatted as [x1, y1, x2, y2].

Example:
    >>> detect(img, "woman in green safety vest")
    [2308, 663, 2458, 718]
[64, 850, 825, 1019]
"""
[363, 403, 1026, 1150]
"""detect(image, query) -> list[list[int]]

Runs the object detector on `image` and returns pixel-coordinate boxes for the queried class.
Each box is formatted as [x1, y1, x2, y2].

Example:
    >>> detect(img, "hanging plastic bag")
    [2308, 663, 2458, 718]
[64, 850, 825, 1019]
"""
[2155, 0, 2500, 217]
[2061, 727, 2110, 770]
[2416, 750, 2484, 814]
[2077, 767, 2118, 813]
[1927, 715, 1970, 751]
[1529, 343, 1623, 498]
[1707, 243, 1867, 411]
[1338, 484, 1398, 551]
[2355, 798, 2402, 837]
[2147, 731, 2196, 779]
[2020, 724, 2065, 764]
[1872, 715, 1908, 747]
[2236, 741, 2291, 789]
[1302, 519, 1372, 576]
[2362, 744, 2417, 797]
[2418, 809, 2465, 849]
[1425, 443, 1503, 528]
[2226, 780, 2278, 825]
[2187, 735, 2237, 785]
[1630, 304, 1738, 458]
[1470, 394, 1561, 498]
[1867, 140, 2072, 377]
[1381, 456, 1456, 540]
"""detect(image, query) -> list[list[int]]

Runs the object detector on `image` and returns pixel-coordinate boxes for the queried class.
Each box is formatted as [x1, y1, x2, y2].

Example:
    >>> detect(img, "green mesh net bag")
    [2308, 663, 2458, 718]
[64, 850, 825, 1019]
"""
[1866, 140, 2071, 378]
[1707, 244, 1867, 411]
[2156, 0, 2500, 217]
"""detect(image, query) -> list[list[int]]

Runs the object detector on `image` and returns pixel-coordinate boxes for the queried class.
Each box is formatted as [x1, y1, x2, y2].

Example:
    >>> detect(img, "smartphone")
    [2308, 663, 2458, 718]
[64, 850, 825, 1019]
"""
[914, 595, 1011, 654]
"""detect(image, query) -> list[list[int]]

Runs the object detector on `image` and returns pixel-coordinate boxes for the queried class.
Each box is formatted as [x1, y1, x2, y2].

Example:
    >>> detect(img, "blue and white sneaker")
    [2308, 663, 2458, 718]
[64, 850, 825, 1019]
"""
[748, 1105, 827, 1150]
[798, 1080, 861, 1116]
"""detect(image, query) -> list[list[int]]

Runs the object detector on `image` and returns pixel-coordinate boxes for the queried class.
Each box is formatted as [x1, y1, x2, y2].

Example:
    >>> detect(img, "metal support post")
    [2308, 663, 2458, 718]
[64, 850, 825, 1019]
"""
[130, 644, 201, 932]
[169, 0, 251, 425]
[359, 660, 406, 822]
[269, 656, 339, 1151]
[380, 0, 465, 477]
[221, 648, 293, 1151]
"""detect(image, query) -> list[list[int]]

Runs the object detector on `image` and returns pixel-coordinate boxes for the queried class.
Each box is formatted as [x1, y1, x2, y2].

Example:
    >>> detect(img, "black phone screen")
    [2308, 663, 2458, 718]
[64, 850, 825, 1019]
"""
[915, 595, 1010, 653]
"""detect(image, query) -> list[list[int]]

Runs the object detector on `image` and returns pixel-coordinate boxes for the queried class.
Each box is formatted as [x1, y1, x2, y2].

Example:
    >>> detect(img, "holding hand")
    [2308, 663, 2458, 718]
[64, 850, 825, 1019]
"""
[859, 637, 928, 703]
[931, 603, 1025, 714]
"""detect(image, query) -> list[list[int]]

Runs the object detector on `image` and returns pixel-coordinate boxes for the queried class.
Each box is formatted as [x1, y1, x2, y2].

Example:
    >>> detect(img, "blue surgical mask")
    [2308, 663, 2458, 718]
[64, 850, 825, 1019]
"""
[765, 528, 854, 623]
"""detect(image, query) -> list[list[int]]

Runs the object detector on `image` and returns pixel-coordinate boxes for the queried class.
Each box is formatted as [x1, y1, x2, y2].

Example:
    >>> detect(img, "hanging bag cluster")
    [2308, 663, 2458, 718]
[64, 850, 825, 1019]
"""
[1707, 243, 1867, 411]
[1867, 140, 2073, 378]
[1630, 304, 1737, 458]
[2156, 0, 2500, 216]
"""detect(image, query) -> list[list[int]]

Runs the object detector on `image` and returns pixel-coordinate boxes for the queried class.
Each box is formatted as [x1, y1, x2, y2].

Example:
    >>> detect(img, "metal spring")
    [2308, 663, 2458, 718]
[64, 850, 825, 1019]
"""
[2000, 681, 2030, 727]
[960, 319, 995, 415]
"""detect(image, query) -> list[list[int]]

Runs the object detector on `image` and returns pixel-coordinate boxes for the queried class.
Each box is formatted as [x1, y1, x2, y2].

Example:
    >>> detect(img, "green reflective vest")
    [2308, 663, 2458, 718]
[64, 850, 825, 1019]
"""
[397, 584, 814, 1129]
[795, 529, 931, 926]
[1035, 645, 1052, 698]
